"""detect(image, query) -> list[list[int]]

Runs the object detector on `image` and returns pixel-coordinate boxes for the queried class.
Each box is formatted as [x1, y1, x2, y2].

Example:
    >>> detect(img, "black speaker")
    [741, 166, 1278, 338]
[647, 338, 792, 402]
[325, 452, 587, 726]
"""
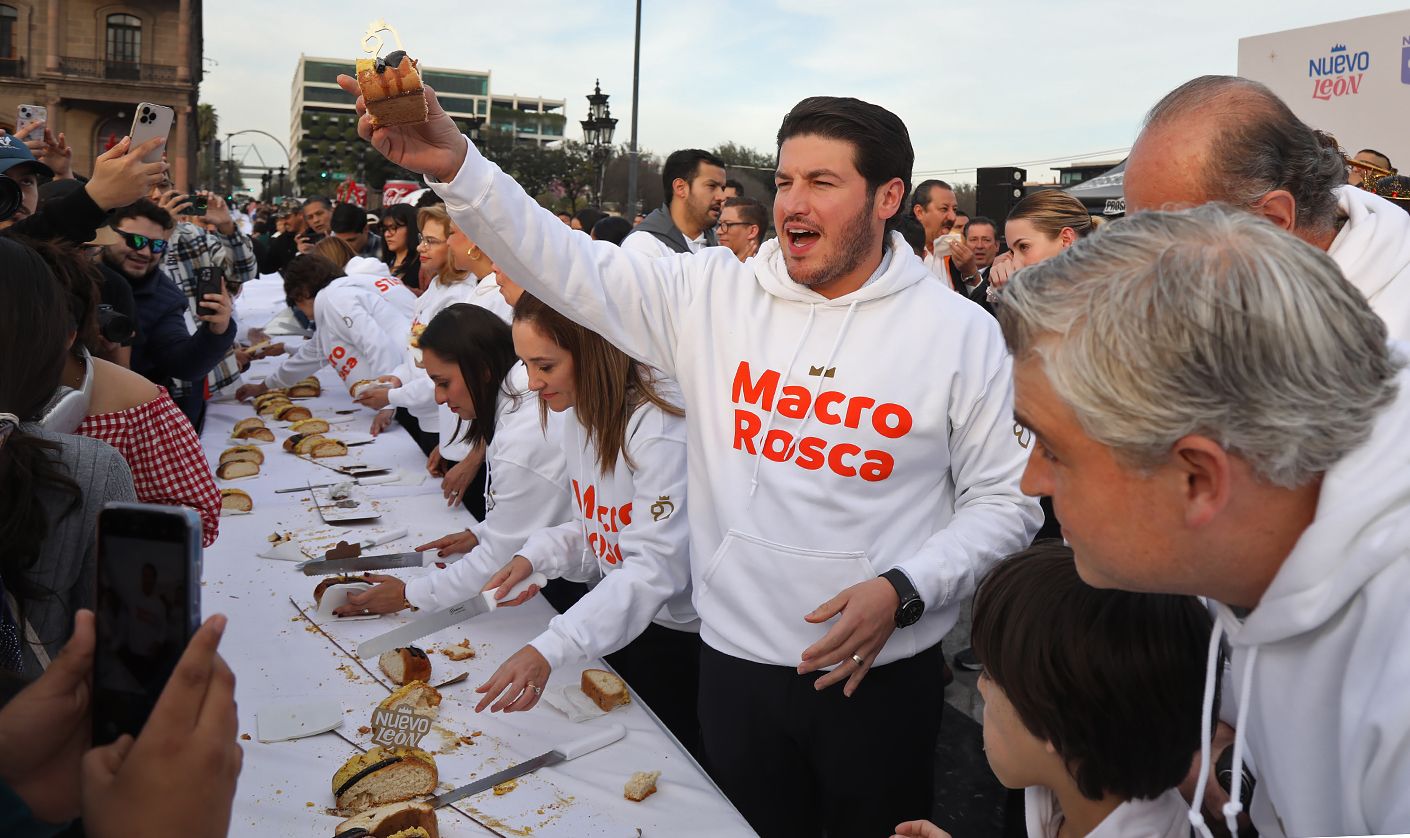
[975, 166, 1027, 224]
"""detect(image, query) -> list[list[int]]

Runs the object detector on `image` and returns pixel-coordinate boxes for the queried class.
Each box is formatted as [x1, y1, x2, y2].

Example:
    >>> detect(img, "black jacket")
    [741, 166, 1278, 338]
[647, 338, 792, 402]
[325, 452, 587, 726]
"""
[6, 183, 106, 246]
[125, 265, 237, 428]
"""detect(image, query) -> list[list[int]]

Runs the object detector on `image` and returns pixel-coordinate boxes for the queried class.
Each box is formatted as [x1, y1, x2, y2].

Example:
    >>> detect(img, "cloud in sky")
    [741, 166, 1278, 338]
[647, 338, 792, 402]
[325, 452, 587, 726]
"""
[203, 0, 1404, 184]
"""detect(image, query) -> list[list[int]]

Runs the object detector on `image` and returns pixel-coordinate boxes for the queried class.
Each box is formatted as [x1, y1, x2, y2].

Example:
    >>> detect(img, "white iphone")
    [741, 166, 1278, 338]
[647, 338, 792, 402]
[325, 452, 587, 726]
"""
[129, 102, 174, 164]
[16, 104, 47, 139]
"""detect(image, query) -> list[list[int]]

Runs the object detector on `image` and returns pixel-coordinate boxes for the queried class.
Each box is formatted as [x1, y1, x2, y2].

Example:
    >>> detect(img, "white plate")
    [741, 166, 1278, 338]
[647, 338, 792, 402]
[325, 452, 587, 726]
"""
[339, 431, 375, 446]
[256, 699, 344, 742]
[315, 582, 373, 618]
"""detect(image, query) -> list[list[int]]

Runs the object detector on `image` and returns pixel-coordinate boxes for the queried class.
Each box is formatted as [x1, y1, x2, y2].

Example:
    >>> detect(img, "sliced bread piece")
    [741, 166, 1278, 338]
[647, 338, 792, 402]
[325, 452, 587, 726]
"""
[233, 417, 267, 435]
[332, 746, 437, 813]
[310, 439, 349, 458]
[378, 647, 432, 686]
[333, 801, 439, 838]
[581, 668, 630, 712]
[219, 445, 264, 466]
[624, 770, 660, 802]
[377, 681, 441, 715]
[219, 489, 252, 513]
[290, 418, 331, 435]
[216, 460, 259, 480]
[276, 403, 313, 422]
[233, 425, 276, 442]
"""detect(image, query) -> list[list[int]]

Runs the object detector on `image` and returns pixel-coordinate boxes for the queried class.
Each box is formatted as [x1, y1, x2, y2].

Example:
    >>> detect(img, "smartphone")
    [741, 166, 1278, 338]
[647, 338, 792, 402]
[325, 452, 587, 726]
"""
[16, 104, 47, 139]
[189, 192, 209, 216]
[195, 266, 226, 313]
[92, 502, 203, 746]
[128, 102, 175, 164]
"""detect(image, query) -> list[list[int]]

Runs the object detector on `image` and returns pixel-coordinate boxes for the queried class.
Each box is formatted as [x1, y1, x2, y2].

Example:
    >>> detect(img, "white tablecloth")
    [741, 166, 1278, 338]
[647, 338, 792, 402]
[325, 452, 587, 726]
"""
[204, 275, 754, 836]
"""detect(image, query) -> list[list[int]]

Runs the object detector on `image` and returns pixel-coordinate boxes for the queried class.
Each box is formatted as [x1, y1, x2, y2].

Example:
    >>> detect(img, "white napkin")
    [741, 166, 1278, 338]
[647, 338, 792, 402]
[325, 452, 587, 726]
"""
[543, 685, 608, 723]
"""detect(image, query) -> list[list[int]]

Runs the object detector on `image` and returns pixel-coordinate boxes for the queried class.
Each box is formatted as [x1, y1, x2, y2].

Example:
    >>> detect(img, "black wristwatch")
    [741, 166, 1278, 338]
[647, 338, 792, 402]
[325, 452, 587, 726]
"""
[881, 568, 924, 628]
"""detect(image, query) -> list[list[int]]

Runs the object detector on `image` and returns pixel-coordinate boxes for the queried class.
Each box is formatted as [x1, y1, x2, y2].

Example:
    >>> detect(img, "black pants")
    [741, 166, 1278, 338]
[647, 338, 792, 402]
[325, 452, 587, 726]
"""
[604, 623, 703, 759]
[394, 407, 439, 457]
[698, 642, 945, 838]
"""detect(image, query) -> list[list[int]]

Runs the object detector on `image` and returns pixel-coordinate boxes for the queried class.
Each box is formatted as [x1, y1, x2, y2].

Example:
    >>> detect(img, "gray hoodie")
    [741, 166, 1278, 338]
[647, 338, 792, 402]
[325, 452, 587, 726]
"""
[630, 204, 718, 255]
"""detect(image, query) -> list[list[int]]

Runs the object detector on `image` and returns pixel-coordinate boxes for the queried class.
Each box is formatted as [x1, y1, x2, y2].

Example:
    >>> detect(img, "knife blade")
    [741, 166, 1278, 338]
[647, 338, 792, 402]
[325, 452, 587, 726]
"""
[433, 723, 626, 808]
[356, 572, 547, 658]
[298, 551, 428, 576]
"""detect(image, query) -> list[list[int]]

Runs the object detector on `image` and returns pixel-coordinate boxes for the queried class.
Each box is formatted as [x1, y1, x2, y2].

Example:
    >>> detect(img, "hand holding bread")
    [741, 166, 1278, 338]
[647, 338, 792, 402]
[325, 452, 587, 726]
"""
[336, 74, 469, 185]
[335, 574, 410, 617]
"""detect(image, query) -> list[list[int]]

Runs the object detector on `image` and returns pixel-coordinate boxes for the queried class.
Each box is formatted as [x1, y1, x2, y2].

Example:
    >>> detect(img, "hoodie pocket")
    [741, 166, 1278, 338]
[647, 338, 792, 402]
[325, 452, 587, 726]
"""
[698, 529, 876, 664]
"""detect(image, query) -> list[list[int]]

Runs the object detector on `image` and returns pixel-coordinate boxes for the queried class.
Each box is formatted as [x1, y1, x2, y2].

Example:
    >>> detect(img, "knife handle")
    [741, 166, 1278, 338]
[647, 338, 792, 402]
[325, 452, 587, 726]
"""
[481, 572, 548, 609]
[555, 722, 626, 761]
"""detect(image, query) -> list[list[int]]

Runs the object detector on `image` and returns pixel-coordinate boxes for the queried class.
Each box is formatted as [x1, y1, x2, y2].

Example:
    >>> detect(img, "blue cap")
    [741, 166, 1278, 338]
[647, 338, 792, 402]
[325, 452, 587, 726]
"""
[0, 133, 55, 179]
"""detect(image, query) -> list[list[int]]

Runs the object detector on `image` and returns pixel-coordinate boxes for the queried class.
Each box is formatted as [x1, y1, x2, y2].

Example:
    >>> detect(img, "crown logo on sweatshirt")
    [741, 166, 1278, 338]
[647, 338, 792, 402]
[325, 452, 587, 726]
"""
[807, 366, 837, 378]
[649, 495, 675, 522]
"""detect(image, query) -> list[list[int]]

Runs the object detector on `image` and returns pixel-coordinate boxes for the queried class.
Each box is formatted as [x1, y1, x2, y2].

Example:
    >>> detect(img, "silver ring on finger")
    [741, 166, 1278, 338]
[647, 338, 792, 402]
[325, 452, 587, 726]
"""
[527, 682, 542, 696]
[851, 653, 865, 667]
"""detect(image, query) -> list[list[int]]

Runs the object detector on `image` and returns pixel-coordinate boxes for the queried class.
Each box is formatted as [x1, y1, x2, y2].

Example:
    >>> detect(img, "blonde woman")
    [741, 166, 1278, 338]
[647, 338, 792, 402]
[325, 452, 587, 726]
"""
[988, 191, 1097, 293]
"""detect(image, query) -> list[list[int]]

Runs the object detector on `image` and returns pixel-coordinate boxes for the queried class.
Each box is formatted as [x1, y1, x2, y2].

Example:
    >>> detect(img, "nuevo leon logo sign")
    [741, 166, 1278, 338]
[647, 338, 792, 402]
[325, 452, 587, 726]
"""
[1309, 43, 1370, 100]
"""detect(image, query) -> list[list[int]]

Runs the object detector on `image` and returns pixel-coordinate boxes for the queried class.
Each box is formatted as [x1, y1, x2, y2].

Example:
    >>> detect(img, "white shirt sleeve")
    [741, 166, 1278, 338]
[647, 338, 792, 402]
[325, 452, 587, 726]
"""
[527, 427, 691, 672]
[620, 229, 672, 258]
[430, 139, 709, 381]
[263, 334, 324, 390]
[515, 520, 597, 583]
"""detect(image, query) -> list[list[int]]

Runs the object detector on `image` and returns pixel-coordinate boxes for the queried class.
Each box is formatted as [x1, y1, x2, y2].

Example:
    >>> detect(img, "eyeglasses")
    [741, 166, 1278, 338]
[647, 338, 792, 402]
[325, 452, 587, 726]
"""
[113, 229, 169, 255]
[418, 236, 446, 248]
[716, 221, 749, 233]
[380, 222, 404, 233]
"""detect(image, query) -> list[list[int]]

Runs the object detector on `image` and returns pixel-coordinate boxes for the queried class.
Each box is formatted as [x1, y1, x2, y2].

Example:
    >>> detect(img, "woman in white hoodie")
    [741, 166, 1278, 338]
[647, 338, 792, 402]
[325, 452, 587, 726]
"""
[338, 303, 570, 616]
[472, 293, 700, 752]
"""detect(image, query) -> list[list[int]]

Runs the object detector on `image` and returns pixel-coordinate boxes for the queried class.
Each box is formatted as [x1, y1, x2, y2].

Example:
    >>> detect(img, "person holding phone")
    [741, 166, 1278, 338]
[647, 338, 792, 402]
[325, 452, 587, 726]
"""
[0, 238, 137, 677]
[101, 199, 236, 431]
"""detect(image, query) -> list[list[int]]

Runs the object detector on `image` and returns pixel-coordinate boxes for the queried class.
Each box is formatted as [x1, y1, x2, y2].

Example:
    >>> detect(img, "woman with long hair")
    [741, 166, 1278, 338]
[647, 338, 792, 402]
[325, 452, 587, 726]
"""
[338, 303, 570, 616]
[0, 238, 136, 676]
[378, 202, 422, 291]
[987, 190, 1098, 293]
[470, 293, 702, 751]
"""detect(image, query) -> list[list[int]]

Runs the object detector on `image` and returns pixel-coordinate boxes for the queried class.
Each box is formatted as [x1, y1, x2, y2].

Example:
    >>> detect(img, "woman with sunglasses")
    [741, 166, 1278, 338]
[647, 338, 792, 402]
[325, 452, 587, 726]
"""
[378, 203, 422, 292]
[100, 199, 235, 431]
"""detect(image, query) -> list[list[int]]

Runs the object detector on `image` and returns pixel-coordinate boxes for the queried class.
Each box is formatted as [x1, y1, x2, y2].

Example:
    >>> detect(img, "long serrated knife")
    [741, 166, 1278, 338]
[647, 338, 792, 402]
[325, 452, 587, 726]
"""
[298, 551, 430, 576]
[433, 723, 626, 808]
[356, 572, 547, 658]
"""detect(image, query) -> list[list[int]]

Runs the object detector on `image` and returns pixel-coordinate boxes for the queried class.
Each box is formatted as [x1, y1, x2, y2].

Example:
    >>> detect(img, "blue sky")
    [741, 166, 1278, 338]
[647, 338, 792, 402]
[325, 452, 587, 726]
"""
[203, 0, 1407, 185]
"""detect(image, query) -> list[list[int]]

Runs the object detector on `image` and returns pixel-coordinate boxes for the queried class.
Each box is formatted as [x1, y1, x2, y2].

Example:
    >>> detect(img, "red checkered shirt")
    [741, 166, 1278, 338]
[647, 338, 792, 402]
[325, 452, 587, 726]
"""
[77, 387, 221, 547]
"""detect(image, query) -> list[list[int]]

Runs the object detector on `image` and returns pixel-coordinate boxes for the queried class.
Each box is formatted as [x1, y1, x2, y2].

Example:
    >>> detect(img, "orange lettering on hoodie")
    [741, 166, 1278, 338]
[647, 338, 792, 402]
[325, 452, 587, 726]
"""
[571, 479, 631, 563]
[729, 360, 911, 482]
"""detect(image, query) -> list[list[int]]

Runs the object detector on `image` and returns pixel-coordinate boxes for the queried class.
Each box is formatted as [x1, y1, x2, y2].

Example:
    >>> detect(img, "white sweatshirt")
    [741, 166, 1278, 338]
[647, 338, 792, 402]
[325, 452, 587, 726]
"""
[263, 278, 410, 390]
[519, 399, 698, 672]
[387, 274, 486, 431]
[1328, 185, 1410, 343]
[430, 139, 1041, 669]
[1026, 787, 1190, 838]
[1185, 348, 1410, 838]
[403, 363, 571, 610]
[338, 259, 418, 319]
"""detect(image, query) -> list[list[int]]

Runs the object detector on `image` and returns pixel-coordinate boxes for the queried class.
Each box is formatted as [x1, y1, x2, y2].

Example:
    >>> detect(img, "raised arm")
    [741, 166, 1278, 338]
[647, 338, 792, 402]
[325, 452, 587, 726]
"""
[336, 75, 700, 378]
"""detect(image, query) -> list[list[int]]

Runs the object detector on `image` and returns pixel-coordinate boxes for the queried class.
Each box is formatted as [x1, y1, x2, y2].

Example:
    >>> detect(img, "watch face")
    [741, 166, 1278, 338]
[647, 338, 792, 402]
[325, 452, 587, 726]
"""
[898, 598, 924, 627]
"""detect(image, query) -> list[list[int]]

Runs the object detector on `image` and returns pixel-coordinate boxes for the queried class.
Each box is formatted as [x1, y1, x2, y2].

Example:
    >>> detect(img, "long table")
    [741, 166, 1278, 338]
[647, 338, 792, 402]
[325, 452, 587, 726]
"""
[204, 274, 754, 837]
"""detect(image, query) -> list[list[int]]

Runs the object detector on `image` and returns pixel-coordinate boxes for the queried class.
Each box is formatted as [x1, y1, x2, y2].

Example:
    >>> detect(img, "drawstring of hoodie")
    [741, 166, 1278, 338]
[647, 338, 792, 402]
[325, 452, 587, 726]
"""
[787, 300, 860, 452]
[748, 304, 816, 498]
[1188, 617, 1258, 838]
[574, 420, 594, 572]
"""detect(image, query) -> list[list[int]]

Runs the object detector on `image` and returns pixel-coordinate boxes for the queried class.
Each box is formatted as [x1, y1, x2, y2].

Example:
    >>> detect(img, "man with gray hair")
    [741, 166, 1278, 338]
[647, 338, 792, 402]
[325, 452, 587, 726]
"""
[997, 203, 1410, 838]
[1125, 75, 1410, 341]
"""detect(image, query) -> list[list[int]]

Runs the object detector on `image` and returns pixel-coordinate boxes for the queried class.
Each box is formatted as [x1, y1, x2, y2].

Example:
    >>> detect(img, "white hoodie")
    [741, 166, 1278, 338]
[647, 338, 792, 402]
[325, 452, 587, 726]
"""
[1328, 185, 1410, 342]
[339, 258, 418, 319]
[1025, 787, 1190, 838]
[519, 399, 698, 672]
[1186, 349, 1410, 838]
[431, 140, 1041, 669]
[403, 363, 571, 610]
[263, 277, 410, 390]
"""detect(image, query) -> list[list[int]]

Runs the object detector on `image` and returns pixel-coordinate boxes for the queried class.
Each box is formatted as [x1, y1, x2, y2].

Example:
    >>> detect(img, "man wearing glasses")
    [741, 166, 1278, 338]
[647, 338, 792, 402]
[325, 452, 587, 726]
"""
[102, 198, 236, 430]
[715, 196, 768, 261]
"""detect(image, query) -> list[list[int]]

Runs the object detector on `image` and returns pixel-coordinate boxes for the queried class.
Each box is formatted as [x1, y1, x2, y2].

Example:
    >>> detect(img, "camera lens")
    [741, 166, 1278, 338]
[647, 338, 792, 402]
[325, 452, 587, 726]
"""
[97, 304, 137, 347]
[0, 174, 21, 223]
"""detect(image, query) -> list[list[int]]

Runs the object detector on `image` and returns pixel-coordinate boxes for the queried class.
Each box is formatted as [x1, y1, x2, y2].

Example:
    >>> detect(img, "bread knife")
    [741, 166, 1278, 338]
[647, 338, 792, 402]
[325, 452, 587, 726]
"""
[297, 551, 429, 576]
[356, 572, 548, 658]
[432, 723, 626, 808]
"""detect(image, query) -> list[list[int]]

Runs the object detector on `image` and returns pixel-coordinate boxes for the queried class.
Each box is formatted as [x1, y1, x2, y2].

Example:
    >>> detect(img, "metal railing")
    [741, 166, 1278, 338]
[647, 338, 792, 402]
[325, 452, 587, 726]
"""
[57, 56, 179, 83]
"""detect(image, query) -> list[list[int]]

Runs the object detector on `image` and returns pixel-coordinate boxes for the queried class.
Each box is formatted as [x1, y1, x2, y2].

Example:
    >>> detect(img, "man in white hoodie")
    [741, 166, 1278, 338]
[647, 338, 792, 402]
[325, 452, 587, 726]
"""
[335, 75, 1040, 837]
[1125, 75, 1410, 341]
[998, 204, 1410, 838]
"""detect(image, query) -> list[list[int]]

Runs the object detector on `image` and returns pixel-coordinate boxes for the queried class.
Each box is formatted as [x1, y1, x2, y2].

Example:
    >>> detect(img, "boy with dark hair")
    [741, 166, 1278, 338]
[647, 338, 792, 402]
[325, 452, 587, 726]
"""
[894, 542, 1212, 838]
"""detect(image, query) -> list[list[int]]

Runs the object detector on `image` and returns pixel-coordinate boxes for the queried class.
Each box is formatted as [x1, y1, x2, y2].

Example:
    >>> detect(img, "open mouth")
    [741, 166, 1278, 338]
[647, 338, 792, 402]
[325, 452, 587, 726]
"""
[785, 225, 821, 256]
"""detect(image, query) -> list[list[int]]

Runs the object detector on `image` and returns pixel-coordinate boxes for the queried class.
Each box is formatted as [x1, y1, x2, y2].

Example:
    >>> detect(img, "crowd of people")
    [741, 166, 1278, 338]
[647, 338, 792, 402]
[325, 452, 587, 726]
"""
[1, 66, 1409, 837]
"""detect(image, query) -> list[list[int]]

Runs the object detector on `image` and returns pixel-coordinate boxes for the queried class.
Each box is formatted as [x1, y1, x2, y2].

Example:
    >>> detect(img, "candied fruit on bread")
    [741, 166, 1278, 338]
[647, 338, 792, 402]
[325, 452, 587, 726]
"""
[356, 52, 427, 127]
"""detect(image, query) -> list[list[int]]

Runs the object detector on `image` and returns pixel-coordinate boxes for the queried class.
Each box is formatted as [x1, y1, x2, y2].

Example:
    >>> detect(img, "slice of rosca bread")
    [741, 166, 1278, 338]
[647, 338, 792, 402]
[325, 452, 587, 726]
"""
[334, 801, 439, 838]
[216, 460, 259, 480]
[378, 647, 432, 686]
[377, 681, 441, 715]
[332, 747, 437, 813]
[219, 445, 264, 466]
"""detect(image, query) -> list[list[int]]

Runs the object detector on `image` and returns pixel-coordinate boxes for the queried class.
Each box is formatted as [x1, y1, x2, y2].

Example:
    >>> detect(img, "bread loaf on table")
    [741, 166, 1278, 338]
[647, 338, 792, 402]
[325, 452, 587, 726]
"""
[275, 403, 313, 422]
[233, 425, 276, 442]
[333, 801, 439, 838]
[219, 489, 253, 513]
[219, 445, 264, 466]
[288, 377, 322, 397]
[216, 460, 259, 480]
[581, 669, 630, 712]
[311, 439, 349, 458]
[331, 746, 437, 813]
[257, 398, 293, 418]
[233, 417, 266, 436]
[378, 647, 432, 686]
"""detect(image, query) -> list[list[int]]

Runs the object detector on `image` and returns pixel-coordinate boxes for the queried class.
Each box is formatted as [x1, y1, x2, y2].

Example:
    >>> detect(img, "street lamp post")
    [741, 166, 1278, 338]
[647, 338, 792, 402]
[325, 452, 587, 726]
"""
[580, 80, 617, 207]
